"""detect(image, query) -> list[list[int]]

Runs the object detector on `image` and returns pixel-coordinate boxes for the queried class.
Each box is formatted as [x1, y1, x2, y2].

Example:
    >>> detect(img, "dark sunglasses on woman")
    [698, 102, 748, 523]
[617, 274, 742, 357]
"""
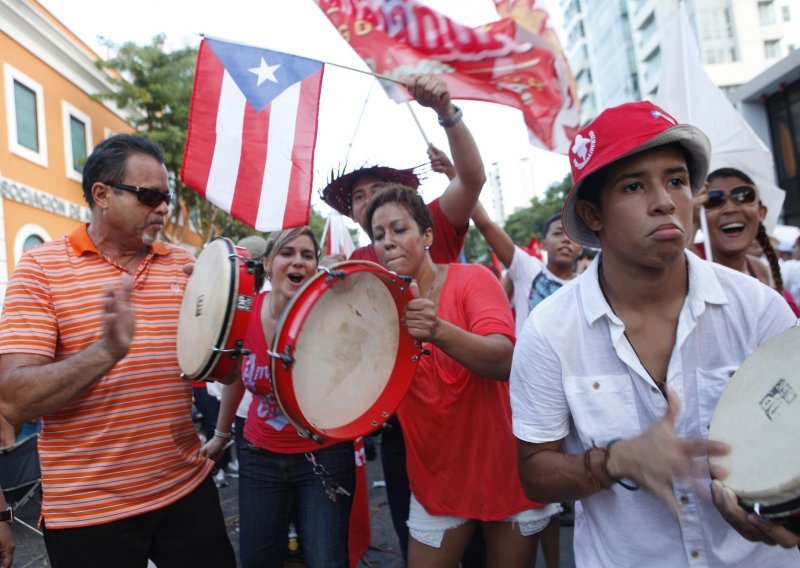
[105, 182, 173, 208]
[705, 185, 757, 210]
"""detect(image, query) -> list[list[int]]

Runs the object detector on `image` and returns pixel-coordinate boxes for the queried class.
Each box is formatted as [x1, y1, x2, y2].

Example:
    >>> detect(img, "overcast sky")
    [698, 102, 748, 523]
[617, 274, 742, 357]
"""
[40, 0, 571, 236]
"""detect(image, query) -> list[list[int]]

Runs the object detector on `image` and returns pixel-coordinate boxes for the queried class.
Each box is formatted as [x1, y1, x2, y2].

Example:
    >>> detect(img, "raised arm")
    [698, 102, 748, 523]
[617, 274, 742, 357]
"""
[428, 144, 455, 181]
[471, 202, 516, 268]
[0, 277, 135, 425]
[405, 75, 486, 228]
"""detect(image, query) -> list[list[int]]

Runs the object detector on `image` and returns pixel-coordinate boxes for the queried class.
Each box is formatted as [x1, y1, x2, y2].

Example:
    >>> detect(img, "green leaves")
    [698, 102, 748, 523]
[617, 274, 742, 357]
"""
[503, 173, 571, 246]
[94, 35, 256, 244]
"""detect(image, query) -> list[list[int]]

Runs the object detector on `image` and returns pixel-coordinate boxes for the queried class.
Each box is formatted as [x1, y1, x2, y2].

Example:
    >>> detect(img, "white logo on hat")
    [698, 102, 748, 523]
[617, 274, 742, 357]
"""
[571, 131, 596, 170]
[651, 110, 677, 125]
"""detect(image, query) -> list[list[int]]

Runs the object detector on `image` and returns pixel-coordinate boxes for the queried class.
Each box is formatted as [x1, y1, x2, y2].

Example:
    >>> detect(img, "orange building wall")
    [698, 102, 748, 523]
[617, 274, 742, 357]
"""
[1, 25, 205, 270]
[0, 31, 133, 195]
[4, 199, 78, 248]
[0, 29, 131, 270]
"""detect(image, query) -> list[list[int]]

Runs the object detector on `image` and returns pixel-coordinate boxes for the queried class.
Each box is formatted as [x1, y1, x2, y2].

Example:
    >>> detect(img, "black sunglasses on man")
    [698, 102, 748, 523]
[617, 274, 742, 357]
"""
[104, 182, 173, 208]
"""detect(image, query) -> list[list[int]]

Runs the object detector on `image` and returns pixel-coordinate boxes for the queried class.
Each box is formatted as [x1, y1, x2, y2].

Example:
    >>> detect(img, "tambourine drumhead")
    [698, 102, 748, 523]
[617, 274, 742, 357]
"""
[271, 261, 421, 441]
[177, 238, 251, 380]
[294, 271, 398, 428]
[709, 326, 800, 512]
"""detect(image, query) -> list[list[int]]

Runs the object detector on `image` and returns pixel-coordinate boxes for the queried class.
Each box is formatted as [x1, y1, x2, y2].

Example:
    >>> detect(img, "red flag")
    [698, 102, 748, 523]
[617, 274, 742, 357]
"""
[493, 0, 580, 146]
[181, 38, 324, 231]
[348, 437, 370, 567]
[527, 234, 543, 260]
[316, 0, 578, 153]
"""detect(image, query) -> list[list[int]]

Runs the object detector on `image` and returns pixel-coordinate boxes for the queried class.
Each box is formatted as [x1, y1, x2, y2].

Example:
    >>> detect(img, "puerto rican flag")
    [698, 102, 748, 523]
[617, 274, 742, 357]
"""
[181, 37, 324, 230]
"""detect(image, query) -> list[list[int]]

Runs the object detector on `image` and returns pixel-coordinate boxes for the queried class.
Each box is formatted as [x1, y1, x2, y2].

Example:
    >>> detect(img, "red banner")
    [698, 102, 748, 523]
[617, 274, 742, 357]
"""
[317, 0, 579, 152]
[348, 436, 370, 567]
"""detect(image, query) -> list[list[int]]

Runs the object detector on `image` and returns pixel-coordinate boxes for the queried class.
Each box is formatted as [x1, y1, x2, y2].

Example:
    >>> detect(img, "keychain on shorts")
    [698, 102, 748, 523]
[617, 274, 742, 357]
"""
[305, 452, 351, 503]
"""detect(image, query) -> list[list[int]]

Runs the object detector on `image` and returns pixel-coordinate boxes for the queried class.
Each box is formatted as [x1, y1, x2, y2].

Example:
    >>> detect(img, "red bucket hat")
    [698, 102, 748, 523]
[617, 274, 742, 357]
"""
[320, 166, 421, 218]
[562, 101, 711, 249]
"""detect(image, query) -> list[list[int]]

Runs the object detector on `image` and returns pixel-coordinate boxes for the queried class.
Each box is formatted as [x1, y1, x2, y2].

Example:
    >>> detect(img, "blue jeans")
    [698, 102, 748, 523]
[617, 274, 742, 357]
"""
[238, 440, 355, 568]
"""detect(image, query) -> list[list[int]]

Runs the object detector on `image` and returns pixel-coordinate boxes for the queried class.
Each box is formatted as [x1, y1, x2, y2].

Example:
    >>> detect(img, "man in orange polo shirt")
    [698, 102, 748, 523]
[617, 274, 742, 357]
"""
[0, 135, 235, 567]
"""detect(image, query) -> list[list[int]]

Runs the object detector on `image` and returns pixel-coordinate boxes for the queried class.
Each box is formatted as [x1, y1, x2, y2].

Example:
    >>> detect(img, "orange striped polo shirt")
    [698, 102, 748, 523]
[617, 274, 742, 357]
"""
[0, 225, 213, 528]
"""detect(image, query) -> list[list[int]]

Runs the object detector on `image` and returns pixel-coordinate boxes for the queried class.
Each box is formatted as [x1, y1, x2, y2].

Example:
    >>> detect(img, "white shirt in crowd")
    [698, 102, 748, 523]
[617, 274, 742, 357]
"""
[507, 246, 570, 336]
[510, 251, 799, 568]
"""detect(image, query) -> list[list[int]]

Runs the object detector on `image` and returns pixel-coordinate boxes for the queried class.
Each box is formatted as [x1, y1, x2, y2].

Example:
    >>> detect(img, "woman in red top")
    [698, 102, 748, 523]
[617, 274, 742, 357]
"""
[364, 185, 558, 567]
[201, 227, 354, 568]
[696, 167, 799, 315]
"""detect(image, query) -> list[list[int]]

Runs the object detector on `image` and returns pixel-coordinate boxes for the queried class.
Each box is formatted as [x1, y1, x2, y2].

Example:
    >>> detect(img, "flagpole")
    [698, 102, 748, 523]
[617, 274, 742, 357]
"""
[405, 102, 431, 147]
[323, 61, 407, 86]
[320, 214, 331, 255]
[345, 83, 375, 166]
[199, 33, 407, 86]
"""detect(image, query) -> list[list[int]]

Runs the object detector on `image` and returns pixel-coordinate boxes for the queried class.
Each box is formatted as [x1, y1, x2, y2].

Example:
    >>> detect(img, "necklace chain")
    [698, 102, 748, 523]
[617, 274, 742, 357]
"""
[598, 263, 667, 396]
[267, 295, 279, 323]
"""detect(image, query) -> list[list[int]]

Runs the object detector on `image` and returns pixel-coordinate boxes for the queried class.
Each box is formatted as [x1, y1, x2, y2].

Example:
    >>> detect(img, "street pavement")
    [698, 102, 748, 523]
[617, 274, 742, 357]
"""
[9, 437, 575, 567]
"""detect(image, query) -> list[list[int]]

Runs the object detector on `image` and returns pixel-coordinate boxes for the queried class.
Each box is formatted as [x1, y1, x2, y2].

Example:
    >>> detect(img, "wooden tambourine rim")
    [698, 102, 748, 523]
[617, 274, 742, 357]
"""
[178, 237, 252, 381]
[270, 260, 421, 442]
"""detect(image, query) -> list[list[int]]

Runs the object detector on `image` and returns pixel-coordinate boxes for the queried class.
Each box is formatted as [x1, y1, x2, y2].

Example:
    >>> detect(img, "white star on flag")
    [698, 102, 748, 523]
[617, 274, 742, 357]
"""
[248, 57, 280, 86]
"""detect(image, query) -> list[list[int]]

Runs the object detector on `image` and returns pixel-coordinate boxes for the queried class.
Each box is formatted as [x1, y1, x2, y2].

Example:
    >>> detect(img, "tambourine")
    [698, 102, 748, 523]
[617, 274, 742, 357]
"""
[269, 261, 423, 442]
[177, 237, 256, 381]
[709, 325, 800, 531]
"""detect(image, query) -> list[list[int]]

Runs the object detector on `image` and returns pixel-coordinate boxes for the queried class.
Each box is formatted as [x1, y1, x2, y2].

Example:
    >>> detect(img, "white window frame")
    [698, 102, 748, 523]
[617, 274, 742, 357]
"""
[14, 224, 52, 263]
[3, 63, 48, 167]
[62, 101, 93, 183]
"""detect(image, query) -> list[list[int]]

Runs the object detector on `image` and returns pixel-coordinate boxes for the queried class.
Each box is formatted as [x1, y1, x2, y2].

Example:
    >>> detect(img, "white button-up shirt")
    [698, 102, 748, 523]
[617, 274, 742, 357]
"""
[511, 251, 799, 568]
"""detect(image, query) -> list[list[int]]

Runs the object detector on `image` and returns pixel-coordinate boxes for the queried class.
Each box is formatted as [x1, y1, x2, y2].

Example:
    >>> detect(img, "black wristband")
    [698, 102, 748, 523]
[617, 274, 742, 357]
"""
[607, 439, 640, 491]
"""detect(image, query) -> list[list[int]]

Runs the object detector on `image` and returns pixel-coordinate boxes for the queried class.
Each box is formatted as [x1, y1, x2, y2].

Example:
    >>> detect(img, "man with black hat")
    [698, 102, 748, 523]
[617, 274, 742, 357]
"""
[510, 101, 800, 566]
[321, 73, 486, 265]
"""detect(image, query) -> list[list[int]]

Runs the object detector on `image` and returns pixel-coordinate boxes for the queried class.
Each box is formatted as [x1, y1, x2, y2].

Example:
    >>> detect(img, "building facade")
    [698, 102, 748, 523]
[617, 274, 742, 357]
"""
[560, 0, 800, 118]
[558, 0, 800, 222]
[733, 48, 800, 226]
[0, 0, 134, 302]
[0, 0, 204, 303]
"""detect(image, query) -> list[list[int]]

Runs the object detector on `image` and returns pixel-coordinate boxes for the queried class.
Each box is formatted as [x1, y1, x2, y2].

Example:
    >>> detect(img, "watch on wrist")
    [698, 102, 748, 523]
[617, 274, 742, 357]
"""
[0, 505, 13, 524]
[437, 105, 463, 128]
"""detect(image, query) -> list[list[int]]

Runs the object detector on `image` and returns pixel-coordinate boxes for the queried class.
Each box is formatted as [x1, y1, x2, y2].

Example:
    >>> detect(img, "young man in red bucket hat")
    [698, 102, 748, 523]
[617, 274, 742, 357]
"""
[320, 74, 486, 267]
[510, 101, 800, 566]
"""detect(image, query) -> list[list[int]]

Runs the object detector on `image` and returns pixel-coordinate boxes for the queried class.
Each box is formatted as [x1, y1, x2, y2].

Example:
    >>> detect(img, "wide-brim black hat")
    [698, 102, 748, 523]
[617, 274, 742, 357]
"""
[320, 166, 421, 217]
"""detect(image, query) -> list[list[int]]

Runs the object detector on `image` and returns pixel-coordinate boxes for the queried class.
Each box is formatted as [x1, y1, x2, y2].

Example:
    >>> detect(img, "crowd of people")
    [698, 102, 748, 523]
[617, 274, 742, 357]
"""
[0, 73, 799, 568]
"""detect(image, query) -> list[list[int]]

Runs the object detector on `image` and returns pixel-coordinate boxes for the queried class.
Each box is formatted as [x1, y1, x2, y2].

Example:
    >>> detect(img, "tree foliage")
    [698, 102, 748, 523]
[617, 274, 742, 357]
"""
[463, 225, 489, 263]
[94, 35, 256, 244]
[503, 173, 572, 246]
[462, 173, 572, 263]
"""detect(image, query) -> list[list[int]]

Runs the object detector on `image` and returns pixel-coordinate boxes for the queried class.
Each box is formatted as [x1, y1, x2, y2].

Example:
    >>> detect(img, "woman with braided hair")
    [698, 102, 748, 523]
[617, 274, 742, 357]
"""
[696, 167, 799, 315]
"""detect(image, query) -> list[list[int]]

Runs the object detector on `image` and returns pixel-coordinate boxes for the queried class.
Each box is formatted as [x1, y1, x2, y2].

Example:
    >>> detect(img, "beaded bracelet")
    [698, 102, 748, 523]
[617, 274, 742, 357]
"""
[584, 446, 612, 490]
[606, 439, 640, 491]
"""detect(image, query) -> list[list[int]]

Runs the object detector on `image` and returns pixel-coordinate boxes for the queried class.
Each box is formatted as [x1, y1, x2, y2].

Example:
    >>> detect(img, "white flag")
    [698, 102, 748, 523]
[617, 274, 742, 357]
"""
[654, 3, 785, 233]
